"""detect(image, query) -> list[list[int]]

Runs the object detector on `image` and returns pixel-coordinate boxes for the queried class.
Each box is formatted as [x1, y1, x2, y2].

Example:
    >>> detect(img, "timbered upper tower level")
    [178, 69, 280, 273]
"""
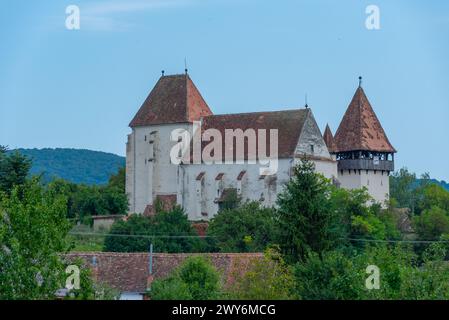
[325, 80, 396, 205]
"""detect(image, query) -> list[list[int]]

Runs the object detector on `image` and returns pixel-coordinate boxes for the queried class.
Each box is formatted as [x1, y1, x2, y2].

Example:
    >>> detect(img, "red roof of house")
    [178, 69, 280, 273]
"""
[323, 124, 336, 153]
[65, 252, 263, 293]
[129, 74, 213, 127]
[333, 86, 396, 153]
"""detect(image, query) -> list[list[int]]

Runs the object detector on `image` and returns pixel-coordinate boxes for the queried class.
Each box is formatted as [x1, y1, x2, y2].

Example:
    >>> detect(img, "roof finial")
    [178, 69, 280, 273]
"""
[358, 76, 362, 88]
[184, 57, 188, 74]
[305, 93, 309, 109]
[161, 70, 165, 77]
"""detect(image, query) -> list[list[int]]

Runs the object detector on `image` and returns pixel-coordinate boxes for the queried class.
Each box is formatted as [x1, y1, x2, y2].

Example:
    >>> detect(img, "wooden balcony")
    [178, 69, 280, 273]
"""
[338, 159, 394, 172]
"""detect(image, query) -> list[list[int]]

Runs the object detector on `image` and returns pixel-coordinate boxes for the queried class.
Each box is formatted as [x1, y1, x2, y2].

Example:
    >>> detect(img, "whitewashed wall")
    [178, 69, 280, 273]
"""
[337, 169, 390, 206]
[180, 159, 293, 221]
[126, 123, 192, 214]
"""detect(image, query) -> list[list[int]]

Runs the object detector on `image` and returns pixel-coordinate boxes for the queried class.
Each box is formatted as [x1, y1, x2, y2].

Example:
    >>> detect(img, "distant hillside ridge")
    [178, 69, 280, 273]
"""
[427, 179, 449, 192]
[10, 148, 125, 185]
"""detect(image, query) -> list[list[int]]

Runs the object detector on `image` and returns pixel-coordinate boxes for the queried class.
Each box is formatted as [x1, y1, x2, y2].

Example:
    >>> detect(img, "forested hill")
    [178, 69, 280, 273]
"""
[11, 148, 125, 185]
[435, 179, 449, 191]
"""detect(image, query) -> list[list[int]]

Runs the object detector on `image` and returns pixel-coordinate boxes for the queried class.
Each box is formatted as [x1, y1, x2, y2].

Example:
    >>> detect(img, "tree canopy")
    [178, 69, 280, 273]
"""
[103, 206, 206, 253]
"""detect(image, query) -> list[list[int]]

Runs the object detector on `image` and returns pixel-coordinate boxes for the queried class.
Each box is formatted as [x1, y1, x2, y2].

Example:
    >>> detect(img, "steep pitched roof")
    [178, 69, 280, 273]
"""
[323, 124, 336, 153]
[129, 74, 213, 127]
[200, 109, 309, 160]
[333, 86, 396, 153]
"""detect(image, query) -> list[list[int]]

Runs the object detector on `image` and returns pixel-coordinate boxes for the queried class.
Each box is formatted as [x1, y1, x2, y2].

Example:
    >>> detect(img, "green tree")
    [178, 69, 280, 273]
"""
[413, 206, 449, 240]
[390, 168, 417, 210]
[293, 244, 449, 300]
[104, 206, 205, 253]
[276, 159, 342, 263]
[0, 150, 32, 194]
[150, 256, 221, 300]
[329, 187, 400, 246]
[228, 247, 295, 300]
[294, 249, 364, 300]
[150, 276, 192, 300]
[47, 179, 128, 221]
[0, 179, 71, 299]
[207, 201, 278, 252]
[417, 184, 449, 213]
[107, 167, 125, 193]
[400, 242, 449, 299]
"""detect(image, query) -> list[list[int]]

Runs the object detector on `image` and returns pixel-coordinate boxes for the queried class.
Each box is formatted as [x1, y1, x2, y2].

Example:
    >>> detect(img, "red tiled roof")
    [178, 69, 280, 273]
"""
[215, 173, 224, 180]
[196, 172, 205, 181]
[129, 74, 213, 127]
[333, 87, 396, 153]
[200, 109, 309, 160]
[323, 124, 337, 153]
[65, 253, 263, 293]
[237, 171, 246, 181]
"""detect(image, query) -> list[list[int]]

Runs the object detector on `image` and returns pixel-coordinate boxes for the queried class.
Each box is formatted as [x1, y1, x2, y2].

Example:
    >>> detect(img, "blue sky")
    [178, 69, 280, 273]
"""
[0, 0, 448, 181]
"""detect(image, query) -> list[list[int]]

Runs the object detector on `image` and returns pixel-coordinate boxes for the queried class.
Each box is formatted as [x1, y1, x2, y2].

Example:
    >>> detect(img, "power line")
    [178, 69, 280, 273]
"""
[68, 231, 215, 239]
[345, 238, 449, 244]
[68, 232, 449, 244]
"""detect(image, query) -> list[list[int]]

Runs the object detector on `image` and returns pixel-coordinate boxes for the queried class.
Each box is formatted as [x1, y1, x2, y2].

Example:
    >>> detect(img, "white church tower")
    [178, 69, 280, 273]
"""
[324, 78, 396, 205]
[126, 73, 213, 215]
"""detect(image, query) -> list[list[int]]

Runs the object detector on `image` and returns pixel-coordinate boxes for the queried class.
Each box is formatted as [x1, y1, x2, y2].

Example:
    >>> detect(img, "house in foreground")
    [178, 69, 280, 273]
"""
[66, 252, 263, 300]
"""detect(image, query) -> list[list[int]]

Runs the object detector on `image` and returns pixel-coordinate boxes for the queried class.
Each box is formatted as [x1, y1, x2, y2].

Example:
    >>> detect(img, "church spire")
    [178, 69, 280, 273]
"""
[323, 124, 336, 153]
[333, 83, 396, 153]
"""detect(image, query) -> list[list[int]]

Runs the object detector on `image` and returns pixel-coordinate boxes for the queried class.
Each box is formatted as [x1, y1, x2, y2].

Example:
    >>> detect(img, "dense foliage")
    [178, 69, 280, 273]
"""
[276, 160, 343, 262]
[0, 179, 71, 299]
[48, 178, 128, 221]
[0, 148, 32, 195]
[11, 148, 125, 185]
[227, 247, 295, 300]
[103, 206, 206, 253]
[150, 256, 222, 300]
[0, 147, 119, 299]
[207, 201, 278, 252]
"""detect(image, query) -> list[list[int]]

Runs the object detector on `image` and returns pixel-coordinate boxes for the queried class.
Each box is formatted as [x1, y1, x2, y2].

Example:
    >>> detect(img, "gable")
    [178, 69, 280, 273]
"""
[295, 110, 332, 159]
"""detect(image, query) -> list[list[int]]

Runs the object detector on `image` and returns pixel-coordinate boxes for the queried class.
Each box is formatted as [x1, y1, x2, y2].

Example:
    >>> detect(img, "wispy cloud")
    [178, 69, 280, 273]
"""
[80, 0, 195, 31]
[84, 0, 191, 15]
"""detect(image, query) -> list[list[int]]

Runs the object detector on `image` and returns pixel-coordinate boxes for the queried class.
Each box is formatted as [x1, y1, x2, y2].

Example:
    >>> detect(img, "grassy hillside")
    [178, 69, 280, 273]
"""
[11, 148, 125, 185]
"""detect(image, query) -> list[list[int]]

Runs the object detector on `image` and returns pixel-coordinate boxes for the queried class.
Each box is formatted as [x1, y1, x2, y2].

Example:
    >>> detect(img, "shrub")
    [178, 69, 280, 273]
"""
[150, 256, 222, 300]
